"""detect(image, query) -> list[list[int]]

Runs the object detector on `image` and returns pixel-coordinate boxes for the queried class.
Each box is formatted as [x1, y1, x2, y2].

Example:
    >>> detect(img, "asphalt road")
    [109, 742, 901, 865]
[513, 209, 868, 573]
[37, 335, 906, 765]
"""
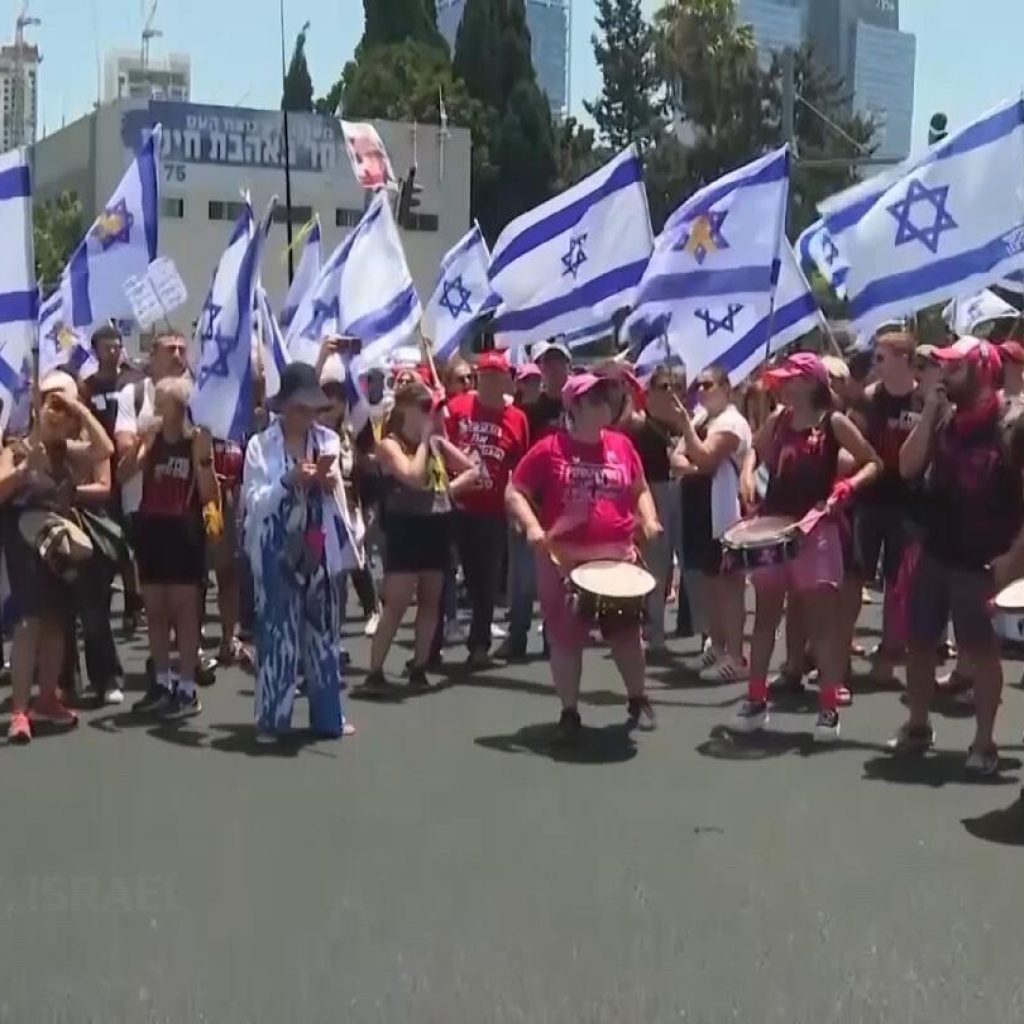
[2, 595, 1024, 1023]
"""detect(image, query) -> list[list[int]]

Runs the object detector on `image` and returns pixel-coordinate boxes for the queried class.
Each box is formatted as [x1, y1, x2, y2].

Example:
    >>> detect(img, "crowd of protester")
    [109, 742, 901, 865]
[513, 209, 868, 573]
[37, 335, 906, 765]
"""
[5, 312, 1024, 774]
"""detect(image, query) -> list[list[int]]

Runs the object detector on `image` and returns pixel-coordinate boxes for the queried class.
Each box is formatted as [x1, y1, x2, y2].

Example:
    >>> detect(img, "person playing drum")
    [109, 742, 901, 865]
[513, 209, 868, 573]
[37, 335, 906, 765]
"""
[734, 353, 880, 742]
[506, 373, 663, 739]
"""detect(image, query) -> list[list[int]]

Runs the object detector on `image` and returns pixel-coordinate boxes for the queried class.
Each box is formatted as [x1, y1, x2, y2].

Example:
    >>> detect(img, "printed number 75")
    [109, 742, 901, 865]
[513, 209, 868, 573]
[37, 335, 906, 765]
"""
[164, 163, 186, 182]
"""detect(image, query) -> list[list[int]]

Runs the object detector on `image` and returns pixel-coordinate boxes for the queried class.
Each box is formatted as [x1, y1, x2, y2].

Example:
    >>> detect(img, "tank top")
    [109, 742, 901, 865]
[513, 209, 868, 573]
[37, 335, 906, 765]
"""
[859, 383, 922, 506]
[626, 415, 673, 483]
[12, 443, 76, 514]
[763, 408, 839, 519]
[139, 434, 197, 518]
[383, 437, 451, 517]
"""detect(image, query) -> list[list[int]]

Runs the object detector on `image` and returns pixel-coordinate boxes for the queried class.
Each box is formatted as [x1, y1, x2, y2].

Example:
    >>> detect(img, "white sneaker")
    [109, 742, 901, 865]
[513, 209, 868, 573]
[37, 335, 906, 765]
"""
[699, 656, 747, 683]
[363, 612, 380, 637]
[102, 685, 125, 706]
[694, 644, 725, 669]
[814, 709, 841, 744]
[490, 623, 507, 640]
[733, 699, 768, 733]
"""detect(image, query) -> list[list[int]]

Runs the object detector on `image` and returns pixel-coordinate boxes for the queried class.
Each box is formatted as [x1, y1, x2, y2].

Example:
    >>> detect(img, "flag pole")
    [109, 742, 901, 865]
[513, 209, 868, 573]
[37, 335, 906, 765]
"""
[279, 0, 295, 284]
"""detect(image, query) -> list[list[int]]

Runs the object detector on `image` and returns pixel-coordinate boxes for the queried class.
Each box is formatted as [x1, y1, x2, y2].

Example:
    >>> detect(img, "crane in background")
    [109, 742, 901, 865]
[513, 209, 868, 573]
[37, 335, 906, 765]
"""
[12, 1, 41, 148]
[141, 0, 161, 71]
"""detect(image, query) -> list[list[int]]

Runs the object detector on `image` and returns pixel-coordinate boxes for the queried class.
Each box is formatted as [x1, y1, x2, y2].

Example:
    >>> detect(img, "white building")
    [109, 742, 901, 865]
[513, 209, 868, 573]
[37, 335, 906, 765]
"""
[30, 100, 472, 357]
[0, 42, 39, 152]
[849, 21, 916, 161]
[103, 50, 191, 103]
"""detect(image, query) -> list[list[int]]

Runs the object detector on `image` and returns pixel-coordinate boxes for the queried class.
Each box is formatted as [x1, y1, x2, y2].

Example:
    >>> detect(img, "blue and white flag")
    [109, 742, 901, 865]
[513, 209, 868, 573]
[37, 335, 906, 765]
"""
[190, 198, 272, 442]
[796, 218, 849, 299]
[62, 125, 161, 330]
[280, 215, 321, 330]
[255, 285, 290, 400]
[0, 149, 36, 434]
[488, 146, 653, 346]
[421, 223, 490, 360]
[37, 289, 91, 378]
[286, 191, 420, 371]
[628, 146, 791, 381]
[633, 240, 820, 384]
[943, 287, 1018, 335]
[842, 97, 1024, 336]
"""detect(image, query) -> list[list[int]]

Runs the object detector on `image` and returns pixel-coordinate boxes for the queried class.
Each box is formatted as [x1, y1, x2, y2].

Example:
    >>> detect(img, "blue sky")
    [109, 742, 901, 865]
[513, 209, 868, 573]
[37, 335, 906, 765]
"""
[10, 0, 1024, 153]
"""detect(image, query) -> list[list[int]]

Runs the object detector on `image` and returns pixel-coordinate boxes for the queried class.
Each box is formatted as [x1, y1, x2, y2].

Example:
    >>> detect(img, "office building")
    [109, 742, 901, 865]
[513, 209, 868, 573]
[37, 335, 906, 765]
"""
[0, 41, 39, 152]
[735, 0, 804, 67]
[31, 100, 471, 356]
[437, 0, 569, 116]
[103, 50, 191, 103]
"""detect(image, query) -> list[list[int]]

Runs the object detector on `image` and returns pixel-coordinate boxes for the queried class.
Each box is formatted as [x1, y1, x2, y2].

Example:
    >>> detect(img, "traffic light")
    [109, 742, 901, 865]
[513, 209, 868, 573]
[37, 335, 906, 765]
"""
[397, 165, 423, 228]
[928, 112, 949, 146]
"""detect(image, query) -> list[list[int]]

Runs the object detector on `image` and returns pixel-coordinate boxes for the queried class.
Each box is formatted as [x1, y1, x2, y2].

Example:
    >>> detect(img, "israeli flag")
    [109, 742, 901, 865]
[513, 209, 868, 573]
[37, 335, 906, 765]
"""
[628, 146, 791, 381]
[280, 216, 321, 330]
[421, 223, 490, 360]
[843, 97, 1024, 336]
[0, 150, 36, 435]
[62, 125, 161, 329]
[943, 287, 1018, 335]
[190, 198, 272, 442]
[286, 191, 420, 371]
[37, 289, 91, 378]
[633, 240, 820, 384]
[487, 146, 653, 346]
[255, 285, 290, 400]
[796, 219, 849, 299]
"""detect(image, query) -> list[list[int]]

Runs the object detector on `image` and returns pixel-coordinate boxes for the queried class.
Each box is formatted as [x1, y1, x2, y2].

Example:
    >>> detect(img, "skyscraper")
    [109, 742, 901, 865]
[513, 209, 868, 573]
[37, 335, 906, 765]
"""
[0, 41, 39, 152]
[103, 50, 191, 103]
[735, 0, 804, 67]
[437, 0, 570, 116]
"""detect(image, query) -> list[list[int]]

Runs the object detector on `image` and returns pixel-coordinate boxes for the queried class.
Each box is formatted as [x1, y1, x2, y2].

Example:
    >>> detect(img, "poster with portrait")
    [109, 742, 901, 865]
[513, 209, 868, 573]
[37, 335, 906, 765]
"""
[341, 121, 397, 191]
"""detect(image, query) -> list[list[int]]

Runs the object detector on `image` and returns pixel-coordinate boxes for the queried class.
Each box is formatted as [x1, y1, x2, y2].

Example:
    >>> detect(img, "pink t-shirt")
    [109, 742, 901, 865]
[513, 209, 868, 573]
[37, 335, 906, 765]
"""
[511, 429, 645, 549]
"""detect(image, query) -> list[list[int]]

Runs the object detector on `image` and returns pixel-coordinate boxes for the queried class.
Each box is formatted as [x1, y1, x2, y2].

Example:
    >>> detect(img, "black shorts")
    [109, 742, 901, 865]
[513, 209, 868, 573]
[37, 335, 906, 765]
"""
[853, 503, 912, 582]
[134, 514, 207, 586]
[3, 510, 69, 622]
[907, 551, 995, 653]
[383, 513, 452, 574]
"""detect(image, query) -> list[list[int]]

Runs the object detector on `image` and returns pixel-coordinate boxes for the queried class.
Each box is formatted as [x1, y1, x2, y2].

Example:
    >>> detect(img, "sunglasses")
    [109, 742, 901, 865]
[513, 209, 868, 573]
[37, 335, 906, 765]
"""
[453, 374, 473, 384]
[650, 381, 684, 392]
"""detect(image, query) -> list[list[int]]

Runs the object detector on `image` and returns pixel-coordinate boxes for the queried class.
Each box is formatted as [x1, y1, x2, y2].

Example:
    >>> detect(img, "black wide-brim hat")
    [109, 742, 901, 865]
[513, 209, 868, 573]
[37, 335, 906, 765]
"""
[268, 362, 331, 413]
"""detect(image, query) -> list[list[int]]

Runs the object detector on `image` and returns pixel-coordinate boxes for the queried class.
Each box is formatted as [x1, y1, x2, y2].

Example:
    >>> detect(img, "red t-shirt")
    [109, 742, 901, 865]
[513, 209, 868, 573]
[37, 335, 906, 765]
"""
[511, 429, 645, 548]
[446, 393, 529, 517]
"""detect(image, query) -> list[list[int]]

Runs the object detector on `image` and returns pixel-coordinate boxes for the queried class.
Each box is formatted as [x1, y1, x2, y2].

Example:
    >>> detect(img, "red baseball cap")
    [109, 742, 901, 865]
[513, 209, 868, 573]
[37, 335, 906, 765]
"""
[761, 352, 829, 389]
[515, 362, 542, 381]
[561, 373, 605, 404]
[475, 350, 511, 374]
[931, 336, 1003, 375]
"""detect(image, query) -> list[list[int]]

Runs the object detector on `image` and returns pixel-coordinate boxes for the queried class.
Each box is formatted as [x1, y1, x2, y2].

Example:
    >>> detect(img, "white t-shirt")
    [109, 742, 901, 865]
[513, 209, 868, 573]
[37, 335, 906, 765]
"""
[114, 377, 156, 514]
[706, 404, 752, 539]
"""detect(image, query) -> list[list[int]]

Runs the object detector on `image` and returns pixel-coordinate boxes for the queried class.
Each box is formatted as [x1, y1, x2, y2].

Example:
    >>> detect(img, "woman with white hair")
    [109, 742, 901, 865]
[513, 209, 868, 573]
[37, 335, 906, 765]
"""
[0, 371, 114, 743]
[126, 376, 219, 720]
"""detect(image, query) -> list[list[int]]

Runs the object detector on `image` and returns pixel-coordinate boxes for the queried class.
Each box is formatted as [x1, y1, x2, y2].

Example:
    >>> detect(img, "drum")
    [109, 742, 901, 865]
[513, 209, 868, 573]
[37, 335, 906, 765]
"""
[994, 578, 1024, 642]
[721, 515, 801, 572]
[568, 560, 656, 633]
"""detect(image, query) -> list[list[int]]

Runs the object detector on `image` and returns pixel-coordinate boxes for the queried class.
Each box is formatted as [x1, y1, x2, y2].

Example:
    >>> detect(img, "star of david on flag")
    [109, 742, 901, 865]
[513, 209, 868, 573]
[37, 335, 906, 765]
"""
[840, 96, 1024, 336]
[887, 179, 958, 255]
[628, 145, 790, 381]
[190, 196, 273, 442]
[62, 124, 161, 330]
[422, 223, 491, 361]
[796, 219, 851, 300]
[560, 234, 588, 279]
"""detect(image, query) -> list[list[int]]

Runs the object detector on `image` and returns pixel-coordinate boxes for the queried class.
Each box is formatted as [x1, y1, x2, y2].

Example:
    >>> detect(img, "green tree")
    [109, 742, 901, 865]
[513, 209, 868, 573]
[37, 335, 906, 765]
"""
[33, 191, 82, 291]
[359, 0, 447, 53]
[282, 22, 314, 112]
[584, 0, 663, 151]
[453, 0, 502, 112]
[553, 116, 605, 191]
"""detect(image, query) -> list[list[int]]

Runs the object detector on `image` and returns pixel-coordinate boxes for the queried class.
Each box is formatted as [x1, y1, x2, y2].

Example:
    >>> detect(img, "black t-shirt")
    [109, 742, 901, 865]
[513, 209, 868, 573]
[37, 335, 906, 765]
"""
[922, 402, 1024, 570]
[625, 415, 674, 483]
[525, 393, 563, 444]
[858, 382, 923, 506]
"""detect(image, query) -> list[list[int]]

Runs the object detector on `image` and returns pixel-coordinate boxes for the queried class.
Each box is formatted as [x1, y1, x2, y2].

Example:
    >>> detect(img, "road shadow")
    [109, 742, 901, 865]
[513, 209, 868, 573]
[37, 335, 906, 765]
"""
[475, 721, 637, 764]
[697, 724, 815, 761]
[962, 790, 1024, 846]
[862, 751, 1022, 788]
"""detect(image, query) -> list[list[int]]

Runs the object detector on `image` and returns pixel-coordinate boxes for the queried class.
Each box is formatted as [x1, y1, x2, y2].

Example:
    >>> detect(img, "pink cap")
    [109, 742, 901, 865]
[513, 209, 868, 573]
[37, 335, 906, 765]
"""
[762, 352, 830, 389]
[516, 362, 542, 381]
[561, 373, 604, 404]
[475, 350, 511, 373]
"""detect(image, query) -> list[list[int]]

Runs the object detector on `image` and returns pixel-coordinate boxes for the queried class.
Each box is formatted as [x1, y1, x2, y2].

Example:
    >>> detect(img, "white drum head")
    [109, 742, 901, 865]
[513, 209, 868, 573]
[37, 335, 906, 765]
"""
[995, 577, 1024, 611]
[723, 515, 797, 548]
[570, 560, 656, 599]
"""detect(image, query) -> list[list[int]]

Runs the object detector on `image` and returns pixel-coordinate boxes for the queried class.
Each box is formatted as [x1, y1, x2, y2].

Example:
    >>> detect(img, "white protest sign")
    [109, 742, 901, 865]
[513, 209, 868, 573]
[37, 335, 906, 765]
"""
[123, 257, 188, 329]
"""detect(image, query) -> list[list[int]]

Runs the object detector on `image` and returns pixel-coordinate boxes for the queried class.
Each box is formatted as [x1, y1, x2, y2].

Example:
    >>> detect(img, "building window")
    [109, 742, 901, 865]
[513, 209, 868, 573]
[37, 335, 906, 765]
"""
[272, 204, 313, 225]
[208, 200, 247, 221]
[335, 207, 362, 228]
[404, 212, 439, 233]
[161, 197, 185, 219]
